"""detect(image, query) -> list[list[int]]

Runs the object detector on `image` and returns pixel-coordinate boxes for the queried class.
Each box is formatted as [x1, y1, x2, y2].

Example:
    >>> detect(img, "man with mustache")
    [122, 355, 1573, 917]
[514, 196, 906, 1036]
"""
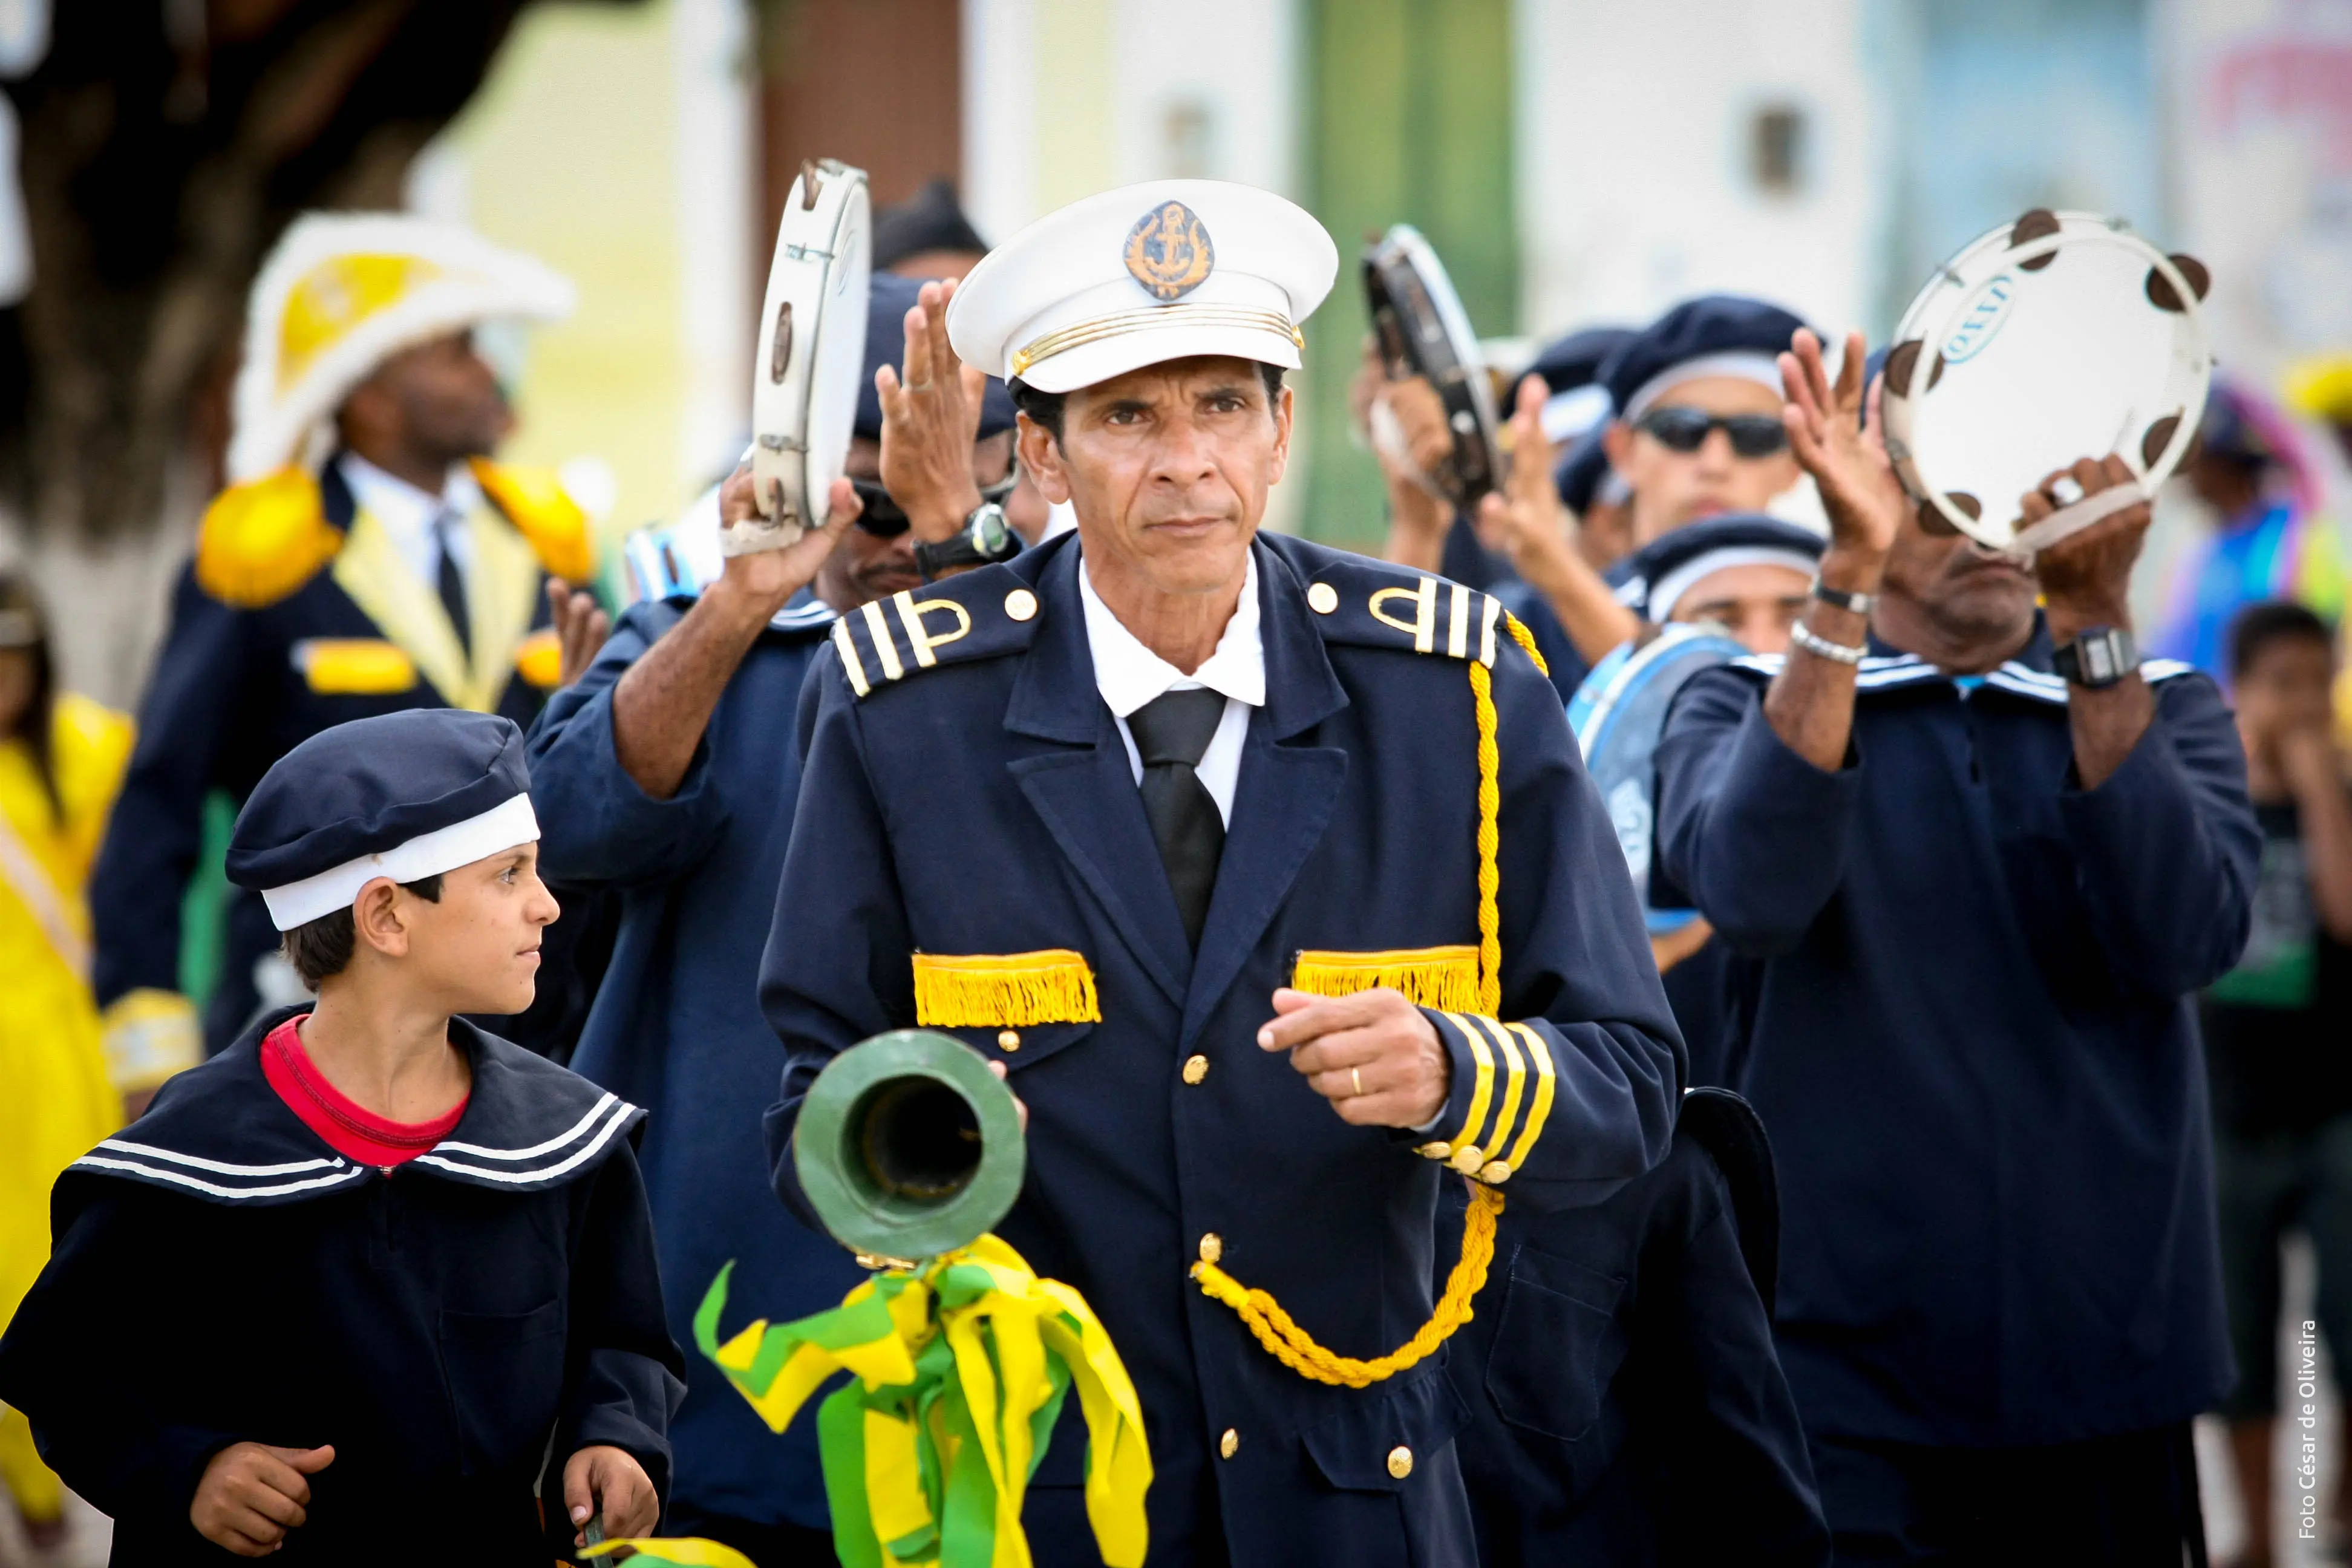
[1653, 330, 2260, 1562]
[759, 179, 1680, 1567]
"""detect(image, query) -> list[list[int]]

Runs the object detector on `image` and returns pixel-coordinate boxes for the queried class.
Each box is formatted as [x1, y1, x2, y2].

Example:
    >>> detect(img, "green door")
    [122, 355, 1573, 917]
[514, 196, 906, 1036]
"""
[1299, 0, 1517, 548]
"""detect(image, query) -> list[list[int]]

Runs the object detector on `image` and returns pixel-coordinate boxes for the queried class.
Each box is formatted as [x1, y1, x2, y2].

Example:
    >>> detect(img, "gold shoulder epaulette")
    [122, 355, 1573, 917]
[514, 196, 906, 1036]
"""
[471, 459, 595, 583]
[1299, 556, 1547, 677]
[194, 467, 345, 609]
[831, 567, 1042, 700]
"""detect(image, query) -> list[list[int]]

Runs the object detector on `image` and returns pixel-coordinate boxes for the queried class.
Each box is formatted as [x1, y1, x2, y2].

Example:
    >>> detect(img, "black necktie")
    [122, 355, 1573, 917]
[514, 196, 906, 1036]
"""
[433, 511, 471, 657]
[1128, 688, 1227, 948]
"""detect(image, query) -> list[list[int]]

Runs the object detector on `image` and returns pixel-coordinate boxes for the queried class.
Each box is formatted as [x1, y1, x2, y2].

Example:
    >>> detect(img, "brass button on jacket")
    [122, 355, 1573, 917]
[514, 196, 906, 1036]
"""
[1387, 1445, 1413, 1479]
[1220, 1428, 1240, 1460]
[1182, 1054, 1209, 1085]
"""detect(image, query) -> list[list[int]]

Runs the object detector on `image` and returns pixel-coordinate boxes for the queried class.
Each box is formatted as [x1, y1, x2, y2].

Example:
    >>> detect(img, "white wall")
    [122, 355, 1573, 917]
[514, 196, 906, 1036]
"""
[1513, 0, 1884, 341]
[962, 0, 1299, 244]
[2165, 0, 2352, 382]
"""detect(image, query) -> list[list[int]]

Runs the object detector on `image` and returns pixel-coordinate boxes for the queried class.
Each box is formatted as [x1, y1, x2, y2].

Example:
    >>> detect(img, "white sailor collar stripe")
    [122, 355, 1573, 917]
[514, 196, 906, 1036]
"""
[411, 1098, 638, 1186]
[1726, 651, 2198, 703]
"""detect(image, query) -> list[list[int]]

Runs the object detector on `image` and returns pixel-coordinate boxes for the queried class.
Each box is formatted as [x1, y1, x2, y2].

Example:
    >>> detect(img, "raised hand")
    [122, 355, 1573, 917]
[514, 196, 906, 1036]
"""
[1779, 328, 1902, 564]
[1477, 374, 1570, 573]
[2019, 454, 2148, 637]
[876, 277, 988, 541]
[544, 578, 612, 688]
[717, 462, 861, 616]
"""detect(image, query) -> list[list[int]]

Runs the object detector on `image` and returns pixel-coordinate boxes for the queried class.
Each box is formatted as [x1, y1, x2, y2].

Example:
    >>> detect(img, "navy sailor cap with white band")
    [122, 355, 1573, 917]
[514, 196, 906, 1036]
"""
[1602, 294, 1812, 425]
[226, 710, 538, 931]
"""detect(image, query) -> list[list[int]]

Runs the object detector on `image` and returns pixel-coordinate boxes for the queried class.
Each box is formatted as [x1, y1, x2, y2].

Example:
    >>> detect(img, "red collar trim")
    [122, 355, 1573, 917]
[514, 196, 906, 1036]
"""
[261, 1016, 470, 1169]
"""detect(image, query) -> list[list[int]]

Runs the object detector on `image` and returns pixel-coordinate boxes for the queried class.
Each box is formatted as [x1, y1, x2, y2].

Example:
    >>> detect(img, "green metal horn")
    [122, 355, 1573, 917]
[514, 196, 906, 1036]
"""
[793, 1029, 1027, 1260]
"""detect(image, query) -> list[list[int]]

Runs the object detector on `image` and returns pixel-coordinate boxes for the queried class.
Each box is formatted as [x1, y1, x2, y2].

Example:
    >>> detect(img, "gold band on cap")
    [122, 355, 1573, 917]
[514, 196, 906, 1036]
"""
[1011, 304, 1305, 377]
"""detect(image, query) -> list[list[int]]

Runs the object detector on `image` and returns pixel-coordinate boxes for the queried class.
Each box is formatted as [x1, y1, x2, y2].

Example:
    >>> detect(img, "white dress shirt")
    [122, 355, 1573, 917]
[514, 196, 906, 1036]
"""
[1078, 551, 1261, 826]
[338, 452, 478, 593]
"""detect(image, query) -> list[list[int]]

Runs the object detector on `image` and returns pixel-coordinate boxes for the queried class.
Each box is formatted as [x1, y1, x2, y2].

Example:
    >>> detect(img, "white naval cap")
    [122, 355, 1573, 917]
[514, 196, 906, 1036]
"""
[946, 180, 1339, 395]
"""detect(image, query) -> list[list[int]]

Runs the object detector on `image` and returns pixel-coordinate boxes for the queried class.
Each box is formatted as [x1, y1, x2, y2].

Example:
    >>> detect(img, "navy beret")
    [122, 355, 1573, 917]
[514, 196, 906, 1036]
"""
[872, 178, 988, 272]
[228, 710, 535, 930]
[1605, 512, 1824, 622]
[1602, 295, 1809, 421]
[857, 272, 1017, 444]
[1523, 325, 1637, 397]
[1555, 425, 1619, 515]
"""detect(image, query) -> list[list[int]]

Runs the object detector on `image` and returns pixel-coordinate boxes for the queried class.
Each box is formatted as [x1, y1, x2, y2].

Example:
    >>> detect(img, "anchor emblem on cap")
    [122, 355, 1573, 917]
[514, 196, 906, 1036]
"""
[1124, 201, 1215, 302]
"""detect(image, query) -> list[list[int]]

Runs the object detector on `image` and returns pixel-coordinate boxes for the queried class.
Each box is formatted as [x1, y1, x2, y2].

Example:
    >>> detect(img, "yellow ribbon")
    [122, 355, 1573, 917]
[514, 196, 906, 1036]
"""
[697, 1235, 1151, 1568]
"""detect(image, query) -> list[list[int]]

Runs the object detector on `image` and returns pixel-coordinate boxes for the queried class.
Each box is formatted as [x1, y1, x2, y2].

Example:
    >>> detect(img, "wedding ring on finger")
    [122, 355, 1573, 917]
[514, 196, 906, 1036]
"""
[2047, 475, 2085, 506]
[1351, 1067, 1364, 1098]
[904, 378, 936, 394]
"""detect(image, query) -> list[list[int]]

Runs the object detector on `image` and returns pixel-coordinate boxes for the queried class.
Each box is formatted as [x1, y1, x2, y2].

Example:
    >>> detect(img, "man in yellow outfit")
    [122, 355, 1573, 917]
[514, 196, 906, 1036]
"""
[88, 214, 605, 1089]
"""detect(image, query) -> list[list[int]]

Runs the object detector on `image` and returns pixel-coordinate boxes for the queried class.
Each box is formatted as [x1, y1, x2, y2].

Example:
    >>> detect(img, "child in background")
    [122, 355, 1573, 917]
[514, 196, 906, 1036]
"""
[0, 570, 132, 1553]
[0, 710, 682, 1564]
[2205, 601, 2352, 1568]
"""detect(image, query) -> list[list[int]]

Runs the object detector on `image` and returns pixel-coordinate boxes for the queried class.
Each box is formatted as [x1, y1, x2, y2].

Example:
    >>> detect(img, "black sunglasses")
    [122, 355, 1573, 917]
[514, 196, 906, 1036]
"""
[1635, 406, 1789, 459]
[849, 473, 1019, 538]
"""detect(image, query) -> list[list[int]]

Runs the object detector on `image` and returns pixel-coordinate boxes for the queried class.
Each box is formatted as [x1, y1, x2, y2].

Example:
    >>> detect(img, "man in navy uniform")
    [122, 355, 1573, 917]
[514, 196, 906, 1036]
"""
[757, 180, 1681, 1567]
[91, 214, 603, 1091]
[1655, 331, 2258, 1560]
[526, 273, 1019, 1563]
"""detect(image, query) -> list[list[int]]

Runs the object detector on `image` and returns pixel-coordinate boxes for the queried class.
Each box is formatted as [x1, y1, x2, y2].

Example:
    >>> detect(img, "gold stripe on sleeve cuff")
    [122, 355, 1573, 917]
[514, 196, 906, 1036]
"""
[1499, 1022, 1558, 1173]
[1437, 1010, 1495, 1170]
[1470, 1016, 1526, 1178]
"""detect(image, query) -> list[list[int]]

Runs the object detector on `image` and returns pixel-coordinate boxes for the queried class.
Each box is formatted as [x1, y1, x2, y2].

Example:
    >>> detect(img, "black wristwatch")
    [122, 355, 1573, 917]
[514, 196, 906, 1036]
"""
[913, 501, 1019, 582]
[2053, 625, 2137, 688]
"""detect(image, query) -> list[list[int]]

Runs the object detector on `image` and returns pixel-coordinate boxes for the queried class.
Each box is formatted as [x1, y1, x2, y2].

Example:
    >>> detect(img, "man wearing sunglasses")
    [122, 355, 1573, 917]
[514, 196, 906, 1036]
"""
[1601, 295, 1809, 548]
[521, 270, 1017, 1566]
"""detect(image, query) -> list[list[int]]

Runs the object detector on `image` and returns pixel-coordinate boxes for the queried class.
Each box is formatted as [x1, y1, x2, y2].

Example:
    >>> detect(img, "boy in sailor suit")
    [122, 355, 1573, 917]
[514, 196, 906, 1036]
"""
[0, 710, 681, 1564]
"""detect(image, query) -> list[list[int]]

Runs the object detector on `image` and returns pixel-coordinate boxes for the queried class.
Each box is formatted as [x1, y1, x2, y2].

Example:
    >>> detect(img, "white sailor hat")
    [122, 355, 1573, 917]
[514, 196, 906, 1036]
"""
[947, 180, 1338, 395]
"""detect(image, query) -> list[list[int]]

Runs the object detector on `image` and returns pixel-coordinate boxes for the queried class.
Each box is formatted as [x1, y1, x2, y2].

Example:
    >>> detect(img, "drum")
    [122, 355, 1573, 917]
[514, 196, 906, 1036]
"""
[1568, 623, 1748, 934]
[733, 157, 872, 557]
[1880, 209, 2210, 555]
[1363, 224, 1503, 507]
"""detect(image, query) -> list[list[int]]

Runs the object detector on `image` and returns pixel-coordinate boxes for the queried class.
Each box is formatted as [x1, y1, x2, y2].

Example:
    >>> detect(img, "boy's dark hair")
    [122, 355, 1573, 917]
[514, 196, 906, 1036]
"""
[1010, 361, 1287, 443]
[2228, 599, 2335, 682]
[281, 874, 444, 988]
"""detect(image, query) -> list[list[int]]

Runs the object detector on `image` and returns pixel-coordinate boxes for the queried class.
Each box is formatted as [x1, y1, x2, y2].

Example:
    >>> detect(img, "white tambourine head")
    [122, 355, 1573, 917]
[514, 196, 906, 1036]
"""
[1879, 209, 2210, 553]
[736, 159, 872, 557]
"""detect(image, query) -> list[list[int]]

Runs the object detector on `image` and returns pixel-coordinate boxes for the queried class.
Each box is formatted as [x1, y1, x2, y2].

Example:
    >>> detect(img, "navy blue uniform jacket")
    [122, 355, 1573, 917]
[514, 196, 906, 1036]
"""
[1445, 1090, 1827, 1566]
[759, 531, 1682, 1567]
[91, 463, 577, 1056]
[528, 592, 867, 1532]
[1654, 629, 2258, 1446]
[0, 1009, 684, 1565]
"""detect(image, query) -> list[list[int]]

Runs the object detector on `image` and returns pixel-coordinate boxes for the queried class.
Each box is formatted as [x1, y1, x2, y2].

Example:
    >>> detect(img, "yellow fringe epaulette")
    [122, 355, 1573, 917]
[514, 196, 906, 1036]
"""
[194, 467, 345, 609]
[911, 950, 1102, 1028]
[1291, 946, 1483, 1011]
[471, 458, 595, 583]
[514, 627, 564, 688]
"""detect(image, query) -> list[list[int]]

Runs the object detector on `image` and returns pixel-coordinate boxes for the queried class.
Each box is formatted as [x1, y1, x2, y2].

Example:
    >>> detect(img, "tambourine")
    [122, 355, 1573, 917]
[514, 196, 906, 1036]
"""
[1364, 224, 1503, 506]
[1881, 209, 2210, 555]
[1568, 623, 1748, 934]
[731, 158, 872, 557]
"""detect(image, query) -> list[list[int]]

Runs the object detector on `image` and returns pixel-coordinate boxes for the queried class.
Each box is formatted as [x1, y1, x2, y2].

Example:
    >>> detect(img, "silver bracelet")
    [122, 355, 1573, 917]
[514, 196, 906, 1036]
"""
[1789, 619, 1867, 665]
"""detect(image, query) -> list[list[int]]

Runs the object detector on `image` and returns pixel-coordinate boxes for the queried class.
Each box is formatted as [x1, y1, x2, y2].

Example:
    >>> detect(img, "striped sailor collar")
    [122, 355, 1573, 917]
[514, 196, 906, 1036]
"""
[63, 1007, 642, 1210]
[1723, 617, 2196, 705]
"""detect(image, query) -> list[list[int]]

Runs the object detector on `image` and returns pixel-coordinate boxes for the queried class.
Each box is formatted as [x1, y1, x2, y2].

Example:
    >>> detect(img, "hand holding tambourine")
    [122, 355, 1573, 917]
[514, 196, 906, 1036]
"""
[2019, 455, 2149, 631]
